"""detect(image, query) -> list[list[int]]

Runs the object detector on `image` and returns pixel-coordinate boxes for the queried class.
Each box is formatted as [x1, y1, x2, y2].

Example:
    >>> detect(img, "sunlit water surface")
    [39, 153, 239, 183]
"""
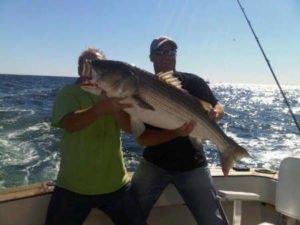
[0, 74, 299, 189]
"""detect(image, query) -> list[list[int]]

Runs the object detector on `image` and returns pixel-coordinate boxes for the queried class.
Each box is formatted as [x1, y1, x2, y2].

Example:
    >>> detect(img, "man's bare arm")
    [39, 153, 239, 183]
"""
[136, 121, 195, 146]
[136, 102, 224, 147]
[62, 97, 132, 133]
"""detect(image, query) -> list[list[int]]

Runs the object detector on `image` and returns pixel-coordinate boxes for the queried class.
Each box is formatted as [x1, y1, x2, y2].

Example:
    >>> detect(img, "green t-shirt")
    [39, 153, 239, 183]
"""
[51, 84, 129, 195]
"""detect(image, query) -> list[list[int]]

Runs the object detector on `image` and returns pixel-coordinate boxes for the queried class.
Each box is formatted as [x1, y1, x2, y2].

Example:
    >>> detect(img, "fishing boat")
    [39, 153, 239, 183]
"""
[1, 157, 300, 225]
[1, 1, 299, 224]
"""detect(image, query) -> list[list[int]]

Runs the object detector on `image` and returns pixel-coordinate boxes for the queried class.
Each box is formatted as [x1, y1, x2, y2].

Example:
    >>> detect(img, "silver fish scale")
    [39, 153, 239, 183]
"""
[136, 71, 203, 114]
[139, 83, 194, 119]
[134, 70, 204, 115]
[133, 70, 228, 143]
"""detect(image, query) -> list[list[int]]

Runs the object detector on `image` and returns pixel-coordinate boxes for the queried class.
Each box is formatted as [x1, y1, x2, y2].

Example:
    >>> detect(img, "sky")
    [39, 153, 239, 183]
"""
[1, 0, 300, 85]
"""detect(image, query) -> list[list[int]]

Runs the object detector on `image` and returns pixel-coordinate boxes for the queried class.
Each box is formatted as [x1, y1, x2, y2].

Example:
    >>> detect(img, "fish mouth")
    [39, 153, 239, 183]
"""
[79, 80, 99, 88]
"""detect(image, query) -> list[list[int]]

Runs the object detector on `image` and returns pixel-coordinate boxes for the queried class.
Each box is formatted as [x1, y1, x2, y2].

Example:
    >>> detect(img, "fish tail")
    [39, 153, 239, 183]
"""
[220, 143, 249, 176]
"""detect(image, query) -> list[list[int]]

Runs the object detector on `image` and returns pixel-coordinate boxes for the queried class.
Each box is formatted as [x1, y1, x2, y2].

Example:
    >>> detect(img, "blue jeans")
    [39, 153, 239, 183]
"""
[45, 182, 147, 225]
[132, 159, 226, 225]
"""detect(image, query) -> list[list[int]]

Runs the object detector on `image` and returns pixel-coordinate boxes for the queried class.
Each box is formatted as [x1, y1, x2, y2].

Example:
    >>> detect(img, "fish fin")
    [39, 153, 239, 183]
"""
[219, 152, 235, 177]
[132, 95, 155, 111]
[157, 71, 173, 78]
[219, 142, 250, 176]
[130, 117, 146, 138]
[198, 99, 213, 111]
[157, 71, 184, 90]
[165, 77, 178, 82]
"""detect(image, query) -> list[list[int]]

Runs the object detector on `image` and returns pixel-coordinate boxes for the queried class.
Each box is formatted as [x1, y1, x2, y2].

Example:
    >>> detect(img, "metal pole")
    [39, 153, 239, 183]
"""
[236, 0, 300, 133]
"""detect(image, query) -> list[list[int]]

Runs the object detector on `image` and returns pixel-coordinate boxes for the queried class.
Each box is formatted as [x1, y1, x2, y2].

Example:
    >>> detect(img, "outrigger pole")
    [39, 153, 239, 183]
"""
[236, 0, 300, 133]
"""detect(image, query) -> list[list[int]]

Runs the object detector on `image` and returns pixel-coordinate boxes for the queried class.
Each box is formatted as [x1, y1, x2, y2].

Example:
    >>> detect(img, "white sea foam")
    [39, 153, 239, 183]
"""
[0, 138, 9, 147]
[27, 122, 50, 131]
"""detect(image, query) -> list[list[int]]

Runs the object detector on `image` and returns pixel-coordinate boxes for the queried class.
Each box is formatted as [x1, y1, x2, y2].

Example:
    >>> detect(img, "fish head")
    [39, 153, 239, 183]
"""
[79, 59, 103, 95]
[88, 59, 138, 97]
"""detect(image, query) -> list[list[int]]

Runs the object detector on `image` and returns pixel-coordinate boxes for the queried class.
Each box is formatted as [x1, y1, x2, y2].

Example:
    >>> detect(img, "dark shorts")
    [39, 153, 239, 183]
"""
[45, 182, 147, 225]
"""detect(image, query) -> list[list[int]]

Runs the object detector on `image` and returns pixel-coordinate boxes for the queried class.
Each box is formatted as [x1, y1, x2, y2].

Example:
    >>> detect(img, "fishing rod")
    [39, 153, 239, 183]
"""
[236, 0, 300, 133]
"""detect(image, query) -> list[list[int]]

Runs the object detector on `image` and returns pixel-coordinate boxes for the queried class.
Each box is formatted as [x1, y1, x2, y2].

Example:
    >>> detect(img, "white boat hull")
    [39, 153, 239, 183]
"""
[0, 168, 295, 225]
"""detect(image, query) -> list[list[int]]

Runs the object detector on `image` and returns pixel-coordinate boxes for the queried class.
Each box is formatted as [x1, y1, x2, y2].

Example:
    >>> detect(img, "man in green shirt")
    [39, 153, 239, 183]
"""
[45, 47, 147, 225]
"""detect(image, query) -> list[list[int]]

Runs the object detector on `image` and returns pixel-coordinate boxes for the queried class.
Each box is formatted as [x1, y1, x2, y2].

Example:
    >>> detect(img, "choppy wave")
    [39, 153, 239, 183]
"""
[0, 75, 299, 189]
[209, 83, 300, 169]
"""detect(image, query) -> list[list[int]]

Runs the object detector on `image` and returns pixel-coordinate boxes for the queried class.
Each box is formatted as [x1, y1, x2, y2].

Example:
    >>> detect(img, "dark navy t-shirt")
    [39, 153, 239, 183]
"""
[142, 72, 218, 171]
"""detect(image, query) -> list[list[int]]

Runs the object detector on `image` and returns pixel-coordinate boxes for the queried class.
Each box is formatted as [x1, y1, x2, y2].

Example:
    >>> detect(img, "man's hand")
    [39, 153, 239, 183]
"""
[61, 95, 132, 133]
[208, 103, 225, 121]
[208, 109, 218, 121]
[93, 94, 132, 115]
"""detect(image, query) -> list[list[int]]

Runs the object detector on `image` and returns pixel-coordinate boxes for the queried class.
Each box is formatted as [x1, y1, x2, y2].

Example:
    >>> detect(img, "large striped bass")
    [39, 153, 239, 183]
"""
[81, 59, 249, 176]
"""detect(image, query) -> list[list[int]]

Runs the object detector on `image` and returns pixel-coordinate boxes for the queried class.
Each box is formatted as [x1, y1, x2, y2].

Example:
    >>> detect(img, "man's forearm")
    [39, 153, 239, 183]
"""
[136, 129, 178, 146]
[61, 106, 103, 133]
[62, 96, 132, 133]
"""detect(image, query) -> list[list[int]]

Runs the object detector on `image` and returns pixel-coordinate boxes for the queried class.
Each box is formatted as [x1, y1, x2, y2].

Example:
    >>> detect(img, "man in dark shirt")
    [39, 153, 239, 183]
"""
[132, 36, 227, 225]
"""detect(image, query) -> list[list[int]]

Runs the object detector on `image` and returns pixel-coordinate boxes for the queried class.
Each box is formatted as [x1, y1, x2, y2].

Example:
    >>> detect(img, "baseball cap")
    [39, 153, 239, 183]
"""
[150, 36, 177, 53]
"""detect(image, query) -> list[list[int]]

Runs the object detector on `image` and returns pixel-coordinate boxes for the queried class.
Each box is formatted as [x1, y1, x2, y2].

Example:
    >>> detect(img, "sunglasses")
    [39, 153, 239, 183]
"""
[152, 49, 177, 56]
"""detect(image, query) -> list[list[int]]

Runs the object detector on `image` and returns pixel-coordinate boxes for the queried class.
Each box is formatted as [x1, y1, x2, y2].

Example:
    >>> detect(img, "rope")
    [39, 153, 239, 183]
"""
[236, 0, 300, 133]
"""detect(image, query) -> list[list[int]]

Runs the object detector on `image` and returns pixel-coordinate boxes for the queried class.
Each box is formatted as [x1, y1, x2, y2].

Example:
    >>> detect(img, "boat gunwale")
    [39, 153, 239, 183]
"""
[0, 168, 278, 203]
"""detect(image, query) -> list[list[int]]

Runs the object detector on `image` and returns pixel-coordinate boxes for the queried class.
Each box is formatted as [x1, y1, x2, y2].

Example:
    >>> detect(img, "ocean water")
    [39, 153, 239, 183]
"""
[0, 74, 299, 190]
